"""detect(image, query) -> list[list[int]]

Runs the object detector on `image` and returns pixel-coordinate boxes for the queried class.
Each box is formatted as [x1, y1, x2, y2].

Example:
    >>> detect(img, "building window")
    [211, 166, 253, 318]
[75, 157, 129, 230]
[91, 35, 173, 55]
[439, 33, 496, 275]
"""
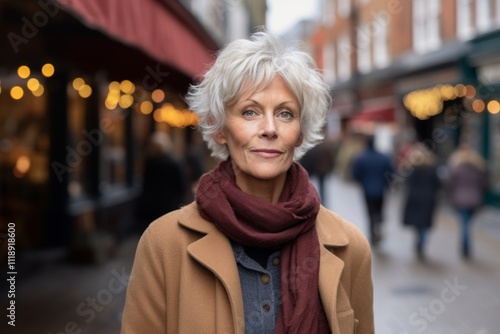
[457, 0, 474, 39]
[357, 23, 371, 73]
[476, 0, 493, 32]
[337, 34, 351, 80]
[413, 0, 441, 53]
[322, 0, 336, 27]
[497, 0, 500, 26]
[373, 12, 390, 68]
[338, 0, 351, 18]
[323, 42, 336, 84]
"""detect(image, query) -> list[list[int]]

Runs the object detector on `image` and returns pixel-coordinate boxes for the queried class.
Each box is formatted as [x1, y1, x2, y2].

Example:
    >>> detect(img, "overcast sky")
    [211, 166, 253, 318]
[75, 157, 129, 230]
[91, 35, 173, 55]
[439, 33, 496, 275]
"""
[266, 0, 319, 35]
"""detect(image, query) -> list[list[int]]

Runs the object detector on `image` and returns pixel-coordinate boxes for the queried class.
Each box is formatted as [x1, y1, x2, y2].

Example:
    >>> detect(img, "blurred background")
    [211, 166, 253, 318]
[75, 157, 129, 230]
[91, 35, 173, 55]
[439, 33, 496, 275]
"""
[0, 0, 499, 333]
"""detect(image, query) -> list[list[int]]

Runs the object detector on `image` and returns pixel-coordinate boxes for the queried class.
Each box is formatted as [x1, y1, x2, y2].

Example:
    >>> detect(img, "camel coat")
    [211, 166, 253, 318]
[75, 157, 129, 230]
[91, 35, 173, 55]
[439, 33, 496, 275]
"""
[121, 202, 374, 334]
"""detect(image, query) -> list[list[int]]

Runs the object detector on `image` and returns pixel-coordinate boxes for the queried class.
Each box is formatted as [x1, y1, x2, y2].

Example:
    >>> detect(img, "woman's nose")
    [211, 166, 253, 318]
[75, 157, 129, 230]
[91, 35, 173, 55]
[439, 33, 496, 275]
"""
[259, 113, 277, 139]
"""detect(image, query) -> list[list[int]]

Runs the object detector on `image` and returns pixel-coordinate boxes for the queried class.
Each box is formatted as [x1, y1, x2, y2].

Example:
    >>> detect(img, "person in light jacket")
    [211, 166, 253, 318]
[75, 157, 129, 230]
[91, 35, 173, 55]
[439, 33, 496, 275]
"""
[121, 31, 374, 334]
[446, 144, 488, 258]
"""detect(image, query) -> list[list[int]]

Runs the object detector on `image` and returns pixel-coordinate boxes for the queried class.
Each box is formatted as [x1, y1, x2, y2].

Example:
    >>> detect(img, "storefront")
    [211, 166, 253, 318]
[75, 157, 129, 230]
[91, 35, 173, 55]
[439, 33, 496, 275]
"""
[469, 30, 500, 206]
[0, 0, 218, 263]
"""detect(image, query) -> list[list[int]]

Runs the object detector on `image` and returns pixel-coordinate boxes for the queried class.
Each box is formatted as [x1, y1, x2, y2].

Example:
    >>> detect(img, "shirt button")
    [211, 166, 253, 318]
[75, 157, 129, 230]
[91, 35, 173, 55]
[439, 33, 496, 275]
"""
[260, 274, 270, 285]
[272, 257, 280, 266]
[262, 303, 271, 312]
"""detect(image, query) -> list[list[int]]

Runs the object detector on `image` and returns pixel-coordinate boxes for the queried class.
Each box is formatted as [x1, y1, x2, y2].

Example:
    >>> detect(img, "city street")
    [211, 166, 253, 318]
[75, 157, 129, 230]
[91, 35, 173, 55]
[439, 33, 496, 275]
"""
[2, 172, 500, 334]
[318, 174, 500, 334]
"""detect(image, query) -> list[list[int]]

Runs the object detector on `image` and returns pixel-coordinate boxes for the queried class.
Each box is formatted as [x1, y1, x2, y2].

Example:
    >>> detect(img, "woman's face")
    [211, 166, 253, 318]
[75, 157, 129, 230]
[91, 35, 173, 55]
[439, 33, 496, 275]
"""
[214, 76, 303, 191]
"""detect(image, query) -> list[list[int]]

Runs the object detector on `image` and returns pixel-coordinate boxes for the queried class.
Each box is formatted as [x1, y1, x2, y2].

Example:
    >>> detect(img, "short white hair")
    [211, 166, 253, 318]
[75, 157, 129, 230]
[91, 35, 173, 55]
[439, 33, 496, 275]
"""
[185, 31, 331, 161]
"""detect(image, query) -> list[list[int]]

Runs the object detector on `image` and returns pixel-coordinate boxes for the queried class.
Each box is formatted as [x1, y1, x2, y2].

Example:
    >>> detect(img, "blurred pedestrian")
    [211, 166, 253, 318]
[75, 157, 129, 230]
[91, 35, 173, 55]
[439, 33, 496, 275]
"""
[135, 131, 187, 233]
[352, 135, 394, 245]
[335, 131, 364, 181]
[299, 139, 335, 204]
[401, 143, 441, 260]
[445, 144, 488, 259]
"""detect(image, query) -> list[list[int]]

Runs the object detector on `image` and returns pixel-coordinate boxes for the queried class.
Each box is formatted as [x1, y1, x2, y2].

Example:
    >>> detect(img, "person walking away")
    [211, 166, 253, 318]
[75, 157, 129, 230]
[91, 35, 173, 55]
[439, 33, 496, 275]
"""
[446, 144, 488, 259]
[135, 132, 188, 234]
[352, 135, 394, 245]
[402, 143, 441, 260]
[299, 140, 335, 204]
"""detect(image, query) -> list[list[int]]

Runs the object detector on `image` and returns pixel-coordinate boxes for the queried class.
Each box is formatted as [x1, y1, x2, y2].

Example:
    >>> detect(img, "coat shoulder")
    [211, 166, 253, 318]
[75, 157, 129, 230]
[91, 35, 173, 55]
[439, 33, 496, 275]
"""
[317, 206, 370, 250]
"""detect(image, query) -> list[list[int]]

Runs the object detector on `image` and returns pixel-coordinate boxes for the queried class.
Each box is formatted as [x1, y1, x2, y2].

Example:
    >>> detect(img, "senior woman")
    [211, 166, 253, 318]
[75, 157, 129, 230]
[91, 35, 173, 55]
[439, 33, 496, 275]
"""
[121, 32, 374, 334]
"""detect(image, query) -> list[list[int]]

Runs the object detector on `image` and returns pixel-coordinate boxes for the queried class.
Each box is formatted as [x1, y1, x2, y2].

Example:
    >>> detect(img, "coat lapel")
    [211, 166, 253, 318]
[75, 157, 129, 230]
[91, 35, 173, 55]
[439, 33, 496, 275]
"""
[178, 203, 245, 333]
[316, 206, 349, 332]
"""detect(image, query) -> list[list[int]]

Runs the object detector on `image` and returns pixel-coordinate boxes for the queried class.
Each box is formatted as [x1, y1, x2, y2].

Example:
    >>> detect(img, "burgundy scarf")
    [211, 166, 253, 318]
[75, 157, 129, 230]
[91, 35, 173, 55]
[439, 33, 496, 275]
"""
[195, 160, 330, 334]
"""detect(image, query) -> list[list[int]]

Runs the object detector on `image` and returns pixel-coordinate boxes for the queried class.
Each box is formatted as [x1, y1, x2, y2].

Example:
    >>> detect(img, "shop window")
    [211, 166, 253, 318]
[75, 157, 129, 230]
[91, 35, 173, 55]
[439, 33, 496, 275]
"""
[99, 105, 128, 193]
[0, 75, 49, 247]
[67, 84, 90, 198]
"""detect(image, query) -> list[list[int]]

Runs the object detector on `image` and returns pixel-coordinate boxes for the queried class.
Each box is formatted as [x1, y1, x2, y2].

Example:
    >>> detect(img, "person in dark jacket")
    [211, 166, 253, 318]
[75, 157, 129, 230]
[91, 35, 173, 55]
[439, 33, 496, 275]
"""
[402, 143, 441, 259]
[135, 132, 187, 233]
[446, 144, 488, 258]
[352, 135, 394, 245]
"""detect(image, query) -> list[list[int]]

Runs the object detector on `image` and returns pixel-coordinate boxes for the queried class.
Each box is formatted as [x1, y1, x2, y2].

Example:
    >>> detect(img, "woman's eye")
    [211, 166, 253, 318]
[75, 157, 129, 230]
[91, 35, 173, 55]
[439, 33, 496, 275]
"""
[279, 110, 294, 119]
[242, 110, 255, 117]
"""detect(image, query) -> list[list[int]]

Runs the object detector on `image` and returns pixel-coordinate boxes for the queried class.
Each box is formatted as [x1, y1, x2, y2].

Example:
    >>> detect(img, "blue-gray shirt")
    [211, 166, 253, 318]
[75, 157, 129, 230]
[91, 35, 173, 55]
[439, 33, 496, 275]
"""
[232, 243, 281, 334]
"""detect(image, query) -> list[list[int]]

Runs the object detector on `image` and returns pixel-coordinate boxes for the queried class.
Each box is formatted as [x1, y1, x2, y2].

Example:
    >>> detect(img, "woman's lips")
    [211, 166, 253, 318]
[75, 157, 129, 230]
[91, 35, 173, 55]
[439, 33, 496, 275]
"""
[251, 149, 283, 158]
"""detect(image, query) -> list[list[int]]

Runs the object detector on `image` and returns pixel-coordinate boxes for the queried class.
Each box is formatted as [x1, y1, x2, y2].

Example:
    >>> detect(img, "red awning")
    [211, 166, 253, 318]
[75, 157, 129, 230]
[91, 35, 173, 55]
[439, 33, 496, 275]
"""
[349, 107, 395, 123]
[57, 0, 217, 78]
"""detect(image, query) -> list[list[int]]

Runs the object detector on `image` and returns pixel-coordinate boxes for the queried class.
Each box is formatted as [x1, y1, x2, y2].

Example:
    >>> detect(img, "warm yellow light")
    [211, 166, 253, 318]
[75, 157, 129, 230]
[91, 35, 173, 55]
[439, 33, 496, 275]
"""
[151, 89, 165, 103]
[15, 155, 31, 174]
[472, 99, 485, 113]
[105, 98, 117, 110]
[440, 84, 456, 100]
[33, 84, 44, 97]
[41, 63, 55, 77]
[109, 81, 120, 92]
[465, 85, 476, 98]
[455, 84, 466, 97]
[153, 109, 163, 122]
[78, 85, 92, 98]
[140, 101, 154, 114]
[27, 78, 40, 91]
[120, 80, 135, 94]
[17, 65, 30, 79]
[119, 94, 134, 109]
[72, 77, 85, 91]
[487, 100, 500, 114]
[10, 86, 24, 100]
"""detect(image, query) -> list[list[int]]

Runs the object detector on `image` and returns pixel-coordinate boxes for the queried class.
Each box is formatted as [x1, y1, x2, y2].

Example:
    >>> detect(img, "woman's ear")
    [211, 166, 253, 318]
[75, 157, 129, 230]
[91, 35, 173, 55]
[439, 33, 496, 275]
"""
[213, 130, 226, 145]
